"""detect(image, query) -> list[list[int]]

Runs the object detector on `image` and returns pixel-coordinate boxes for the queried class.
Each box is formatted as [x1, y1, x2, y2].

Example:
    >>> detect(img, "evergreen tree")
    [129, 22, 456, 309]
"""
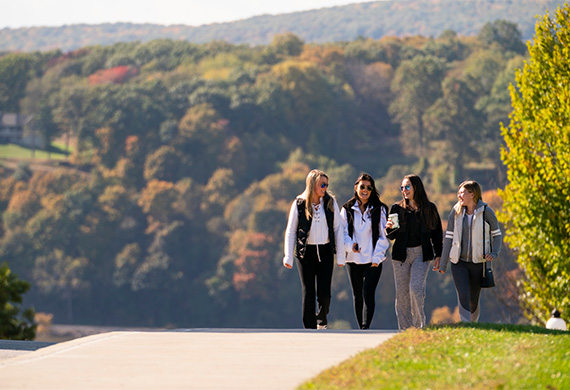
[0, 263, 36, 340]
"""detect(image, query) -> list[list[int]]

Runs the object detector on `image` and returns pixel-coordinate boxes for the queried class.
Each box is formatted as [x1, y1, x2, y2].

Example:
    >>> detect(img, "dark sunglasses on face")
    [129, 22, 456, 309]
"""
[400, 184, 411, 192]
[359, 184, 373, 191]
[320, 182, 329, 189]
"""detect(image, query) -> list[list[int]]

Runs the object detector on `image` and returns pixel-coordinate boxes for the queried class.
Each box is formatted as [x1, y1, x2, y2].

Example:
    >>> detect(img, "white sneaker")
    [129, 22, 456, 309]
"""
[317, 324, 327, 330]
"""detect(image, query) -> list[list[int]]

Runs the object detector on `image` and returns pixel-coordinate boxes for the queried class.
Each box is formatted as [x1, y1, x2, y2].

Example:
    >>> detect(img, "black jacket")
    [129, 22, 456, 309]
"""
[386, 203, 443, 262]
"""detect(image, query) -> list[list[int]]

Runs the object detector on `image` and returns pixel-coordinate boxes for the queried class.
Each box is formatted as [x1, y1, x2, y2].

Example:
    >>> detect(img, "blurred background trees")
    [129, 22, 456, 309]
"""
[0, 18, 539, 330]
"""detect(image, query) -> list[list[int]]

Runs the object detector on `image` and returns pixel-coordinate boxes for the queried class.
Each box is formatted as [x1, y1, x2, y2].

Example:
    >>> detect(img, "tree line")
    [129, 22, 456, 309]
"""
[0, 0, 565, 52]
[0, 20, 529, 330]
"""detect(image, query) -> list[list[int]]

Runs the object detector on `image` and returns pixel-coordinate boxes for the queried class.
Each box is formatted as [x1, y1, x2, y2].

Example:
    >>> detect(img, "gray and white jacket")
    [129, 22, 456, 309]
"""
[439, 200, 502, 273]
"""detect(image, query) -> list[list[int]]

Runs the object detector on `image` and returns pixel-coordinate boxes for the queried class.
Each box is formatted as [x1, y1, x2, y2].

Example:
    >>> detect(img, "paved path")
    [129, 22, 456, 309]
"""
[0, 329, 397, 389]
[0, 340, 54, 362]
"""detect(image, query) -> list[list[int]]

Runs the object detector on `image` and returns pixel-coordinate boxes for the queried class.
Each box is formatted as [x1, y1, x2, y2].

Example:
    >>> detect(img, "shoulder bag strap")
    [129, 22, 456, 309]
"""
[482, 205, 486, 256]
[482, 205, 487, 276]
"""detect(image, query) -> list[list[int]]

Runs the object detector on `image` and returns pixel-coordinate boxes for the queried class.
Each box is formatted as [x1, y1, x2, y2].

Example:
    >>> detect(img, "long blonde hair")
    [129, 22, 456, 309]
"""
[301, 169, 331, 220]
[456, 180, 483, 214]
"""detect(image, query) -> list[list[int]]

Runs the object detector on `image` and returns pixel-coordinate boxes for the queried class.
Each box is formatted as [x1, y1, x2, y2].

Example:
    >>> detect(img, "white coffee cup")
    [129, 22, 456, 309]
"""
[388, 213, 399, 229]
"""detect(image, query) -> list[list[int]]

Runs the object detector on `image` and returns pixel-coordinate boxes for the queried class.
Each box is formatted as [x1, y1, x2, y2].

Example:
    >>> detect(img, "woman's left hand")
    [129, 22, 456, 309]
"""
[371, 262, 379, 267]
[484, 254, 494, 262]
[432, 257, 444, 273]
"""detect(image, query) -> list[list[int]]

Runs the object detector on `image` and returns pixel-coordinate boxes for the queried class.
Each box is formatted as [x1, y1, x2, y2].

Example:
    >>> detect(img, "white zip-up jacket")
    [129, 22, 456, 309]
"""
[340, 203, 389, 265]
[439, 200, 502, 273]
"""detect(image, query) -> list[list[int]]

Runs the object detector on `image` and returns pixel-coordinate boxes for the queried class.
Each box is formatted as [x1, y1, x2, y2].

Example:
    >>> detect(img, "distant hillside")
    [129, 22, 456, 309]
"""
[0, 0, 566, 52]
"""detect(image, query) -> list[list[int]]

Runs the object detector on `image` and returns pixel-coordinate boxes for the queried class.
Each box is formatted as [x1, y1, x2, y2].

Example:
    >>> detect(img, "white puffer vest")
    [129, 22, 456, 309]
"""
[446, 202, 491, 264]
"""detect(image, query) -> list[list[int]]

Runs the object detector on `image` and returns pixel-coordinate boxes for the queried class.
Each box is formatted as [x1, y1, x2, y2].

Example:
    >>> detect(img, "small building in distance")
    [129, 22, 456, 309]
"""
[0, 112, 44, 148]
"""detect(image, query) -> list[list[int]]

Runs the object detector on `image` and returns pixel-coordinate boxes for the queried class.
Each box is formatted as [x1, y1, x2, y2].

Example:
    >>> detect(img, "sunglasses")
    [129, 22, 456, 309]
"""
[359, 184, 373, 191]
[320, 182, 329, 189]
[400, 184, 411, 192]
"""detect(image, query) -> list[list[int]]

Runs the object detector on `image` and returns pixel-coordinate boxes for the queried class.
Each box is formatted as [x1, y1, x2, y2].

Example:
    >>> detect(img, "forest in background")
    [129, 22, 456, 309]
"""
[0, 17, 533, 329]
[0, 0, 566, 52]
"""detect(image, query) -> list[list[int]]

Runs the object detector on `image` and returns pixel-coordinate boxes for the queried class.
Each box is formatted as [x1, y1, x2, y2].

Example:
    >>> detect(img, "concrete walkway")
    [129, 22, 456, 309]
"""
[0, 340, 54, 362]
[0, 329, 397, 389]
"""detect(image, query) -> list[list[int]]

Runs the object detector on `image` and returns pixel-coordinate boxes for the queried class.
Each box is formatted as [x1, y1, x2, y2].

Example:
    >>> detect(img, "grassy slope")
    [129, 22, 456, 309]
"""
[299, 323, 569, 390]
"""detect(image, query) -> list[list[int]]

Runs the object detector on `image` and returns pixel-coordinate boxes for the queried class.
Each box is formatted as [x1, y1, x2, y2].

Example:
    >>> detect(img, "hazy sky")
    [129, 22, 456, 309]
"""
[1, 0, 363, 29]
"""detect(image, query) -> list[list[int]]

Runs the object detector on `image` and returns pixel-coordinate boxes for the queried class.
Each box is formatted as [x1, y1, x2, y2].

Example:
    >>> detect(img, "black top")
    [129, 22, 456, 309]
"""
[405, 209, 422, 247]
[386, 203, 443, 262]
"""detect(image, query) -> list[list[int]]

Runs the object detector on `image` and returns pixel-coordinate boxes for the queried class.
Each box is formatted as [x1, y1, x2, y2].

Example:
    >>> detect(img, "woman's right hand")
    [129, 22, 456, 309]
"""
[385, 219, 393, 229]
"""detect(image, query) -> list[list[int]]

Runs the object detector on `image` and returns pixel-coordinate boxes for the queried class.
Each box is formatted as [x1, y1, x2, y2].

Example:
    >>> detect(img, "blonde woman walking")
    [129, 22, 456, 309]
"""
[434, 180, 502, 322]
[283, 169, 345, 329]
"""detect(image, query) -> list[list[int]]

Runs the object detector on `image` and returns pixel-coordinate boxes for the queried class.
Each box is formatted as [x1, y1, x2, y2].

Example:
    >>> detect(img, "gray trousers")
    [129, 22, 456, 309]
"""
[451, 260, 483, 322]
[392, 246, 430, 330]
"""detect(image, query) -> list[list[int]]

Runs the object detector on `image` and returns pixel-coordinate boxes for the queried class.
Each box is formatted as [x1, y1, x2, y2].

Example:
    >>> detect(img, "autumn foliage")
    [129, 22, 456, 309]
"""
[0, 25, 533, 328]
[231, 232, 275, 300]
[88, 66, 138, 85]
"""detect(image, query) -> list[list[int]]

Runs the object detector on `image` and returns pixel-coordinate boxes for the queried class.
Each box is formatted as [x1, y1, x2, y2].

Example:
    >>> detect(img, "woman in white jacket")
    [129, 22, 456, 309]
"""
[434, 180, 502, 322]
[283, 169, 345, 329]
[340, 173, 390, 329]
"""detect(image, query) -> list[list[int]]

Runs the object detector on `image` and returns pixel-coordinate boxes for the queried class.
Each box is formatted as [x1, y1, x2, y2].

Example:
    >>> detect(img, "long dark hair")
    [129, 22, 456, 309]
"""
[350, 173, 387, 213]
[397, 174, 439, 229]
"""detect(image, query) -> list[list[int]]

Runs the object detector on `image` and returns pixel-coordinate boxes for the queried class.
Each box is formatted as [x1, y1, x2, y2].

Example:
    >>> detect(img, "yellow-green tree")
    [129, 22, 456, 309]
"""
[499, 4, 570, 324]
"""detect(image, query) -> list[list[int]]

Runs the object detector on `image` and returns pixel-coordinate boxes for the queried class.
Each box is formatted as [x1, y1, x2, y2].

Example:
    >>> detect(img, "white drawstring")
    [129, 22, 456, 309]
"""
[313, 203, 322, 262]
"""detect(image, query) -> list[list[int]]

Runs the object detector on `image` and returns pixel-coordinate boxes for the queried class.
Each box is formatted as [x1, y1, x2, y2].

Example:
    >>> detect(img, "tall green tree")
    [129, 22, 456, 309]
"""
[499, 4, 570, 324]
[52, 82, 89, 156]
[0, 53, 34, 112]
[268, 33, 305, 57]
[389, 55, 446, 157]
[423, 77, 483, 190]
[478, 20, 527, 55]
[21, 75, 62, 151]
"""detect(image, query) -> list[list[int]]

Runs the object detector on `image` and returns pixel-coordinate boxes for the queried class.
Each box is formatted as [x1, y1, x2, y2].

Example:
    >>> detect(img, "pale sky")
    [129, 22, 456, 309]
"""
[1, 0, 363, 29]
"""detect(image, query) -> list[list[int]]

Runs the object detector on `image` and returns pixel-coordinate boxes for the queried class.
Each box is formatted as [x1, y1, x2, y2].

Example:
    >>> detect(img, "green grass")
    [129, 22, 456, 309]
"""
[299, 323, 570, 390]
[0, 142, 70, 160]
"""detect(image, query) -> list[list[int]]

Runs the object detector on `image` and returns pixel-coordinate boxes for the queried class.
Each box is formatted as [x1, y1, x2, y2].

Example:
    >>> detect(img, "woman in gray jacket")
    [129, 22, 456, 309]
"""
[433, 180, 502, 322]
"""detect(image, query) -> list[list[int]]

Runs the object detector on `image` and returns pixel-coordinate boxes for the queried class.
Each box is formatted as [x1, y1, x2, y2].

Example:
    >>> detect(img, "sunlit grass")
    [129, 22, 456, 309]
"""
[0, 142, 70, 160]
[299, 323, 569, 390]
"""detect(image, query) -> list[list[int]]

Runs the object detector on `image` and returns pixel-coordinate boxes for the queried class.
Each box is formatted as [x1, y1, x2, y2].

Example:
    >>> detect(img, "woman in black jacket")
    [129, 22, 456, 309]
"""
[385, 174, 442, 330]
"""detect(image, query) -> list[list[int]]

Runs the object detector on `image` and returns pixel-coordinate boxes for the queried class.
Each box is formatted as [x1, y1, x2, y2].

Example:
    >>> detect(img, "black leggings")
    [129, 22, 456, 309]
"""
[346, 262, 383, 329]
[296, 244, 334, 329]
[451, 260, 484, 322]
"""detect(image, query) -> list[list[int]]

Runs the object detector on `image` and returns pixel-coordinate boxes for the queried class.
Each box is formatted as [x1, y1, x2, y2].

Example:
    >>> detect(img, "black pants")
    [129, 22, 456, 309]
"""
[296, 244, 334, 329]
[346, 262, 383, 329]
[451, 260, 484, 322]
